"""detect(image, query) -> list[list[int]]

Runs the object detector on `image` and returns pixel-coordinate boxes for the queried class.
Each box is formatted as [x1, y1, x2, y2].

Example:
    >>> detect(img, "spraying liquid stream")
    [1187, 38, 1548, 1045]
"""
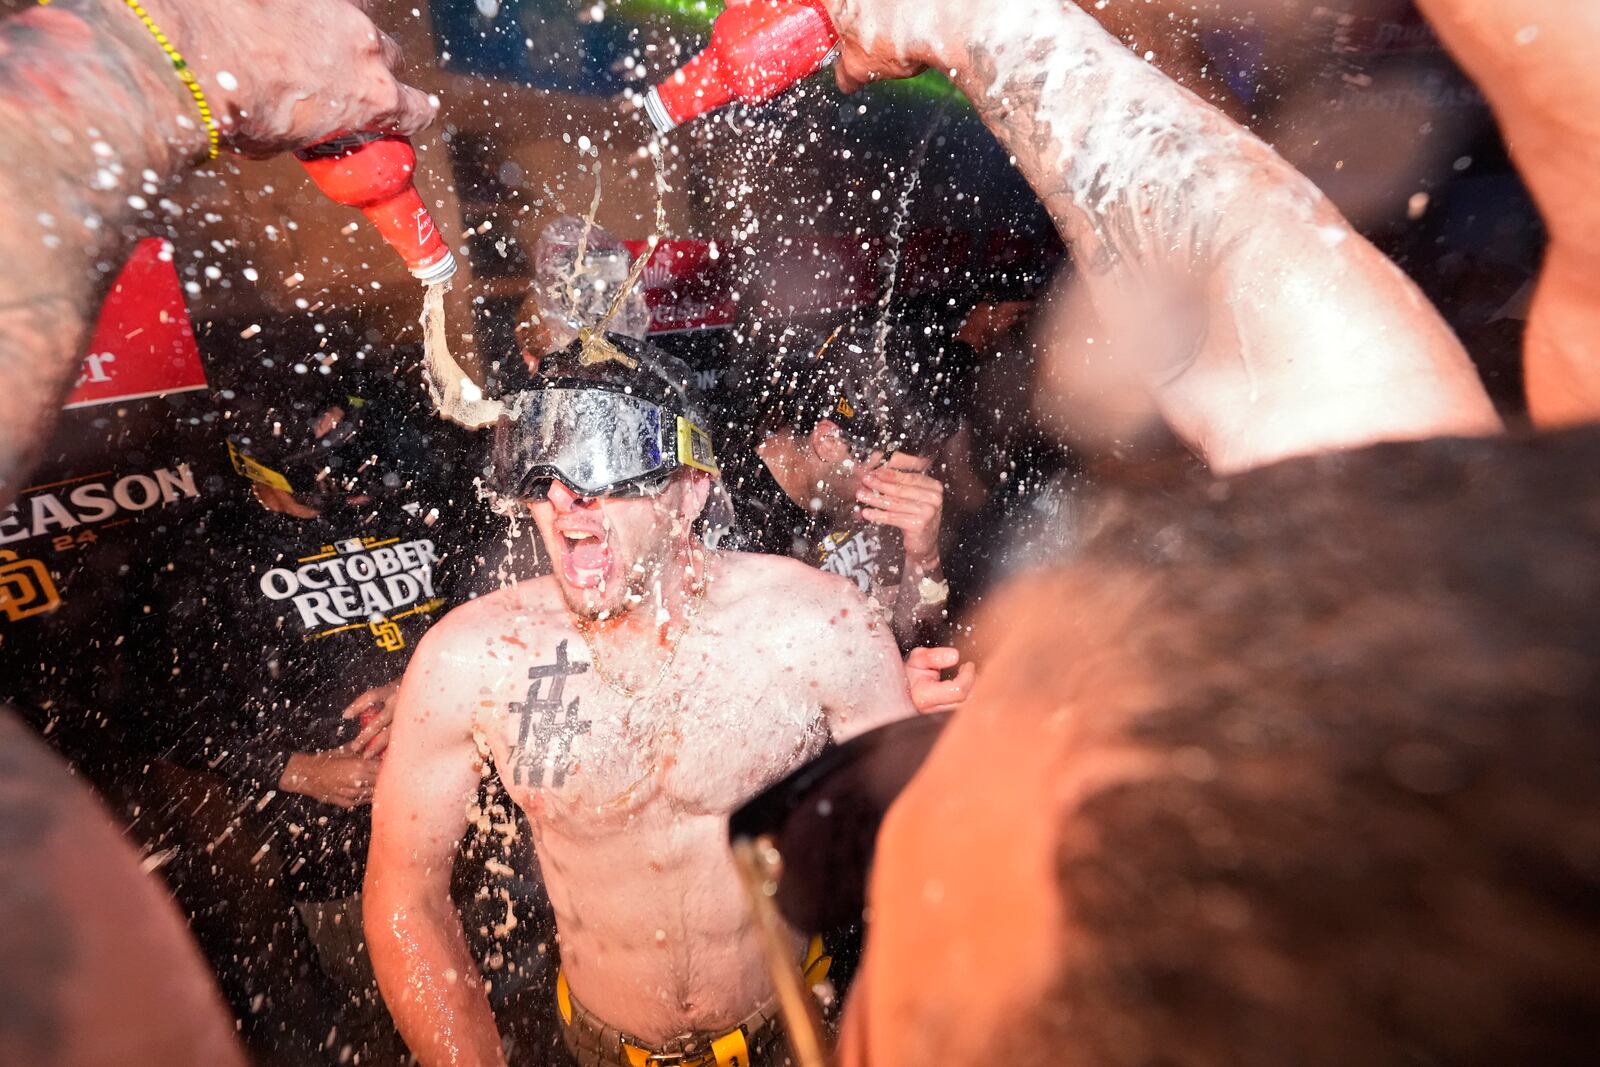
[869, 109, 946, 401]
[421, 282, 505, 429]
[576, 149, 668, 367]
[416, 148, 667, 430]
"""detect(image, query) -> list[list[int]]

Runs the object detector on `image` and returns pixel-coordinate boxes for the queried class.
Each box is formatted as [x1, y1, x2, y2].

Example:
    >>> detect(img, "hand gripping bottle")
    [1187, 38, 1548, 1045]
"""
[296, 133, 458, 285]
[643, 0, 840, 134]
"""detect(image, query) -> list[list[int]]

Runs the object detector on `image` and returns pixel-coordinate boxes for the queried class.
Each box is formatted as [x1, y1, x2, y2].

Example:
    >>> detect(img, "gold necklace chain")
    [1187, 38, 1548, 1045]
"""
[579, 580, 707, 700]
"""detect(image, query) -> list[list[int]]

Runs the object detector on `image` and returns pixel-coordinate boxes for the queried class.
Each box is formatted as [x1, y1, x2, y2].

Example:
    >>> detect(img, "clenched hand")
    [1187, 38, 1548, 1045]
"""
[904, 646, 974, 713]
[144, 0, 437, 157]
[817, 0, 949, 93]
[342, 679, 402, 758]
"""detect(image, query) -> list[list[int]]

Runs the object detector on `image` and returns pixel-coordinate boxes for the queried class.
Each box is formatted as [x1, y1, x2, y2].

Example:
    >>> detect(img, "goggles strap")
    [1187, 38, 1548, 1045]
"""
[675, 416, 721, 476]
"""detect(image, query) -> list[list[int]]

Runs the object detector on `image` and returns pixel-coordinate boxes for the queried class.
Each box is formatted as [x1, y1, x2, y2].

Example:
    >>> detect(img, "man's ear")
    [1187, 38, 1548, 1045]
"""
[810, 419, 852, 464]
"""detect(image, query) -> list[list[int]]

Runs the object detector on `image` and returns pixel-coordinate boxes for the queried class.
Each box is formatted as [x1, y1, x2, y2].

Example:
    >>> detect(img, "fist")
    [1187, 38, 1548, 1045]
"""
[817, 0, 957, 93]
[727, 0, 953, 93]
[147, 0, 437, 157]
[904, 646, 975, 714]
[342, 679, 402, 759]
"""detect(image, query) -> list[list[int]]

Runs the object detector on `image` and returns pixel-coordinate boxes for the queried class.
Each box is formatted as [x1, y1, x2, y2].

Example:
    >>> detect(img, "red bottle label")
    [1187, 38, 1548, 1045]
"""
[298, 135, 450, 276]
[654, 0, 839, 128]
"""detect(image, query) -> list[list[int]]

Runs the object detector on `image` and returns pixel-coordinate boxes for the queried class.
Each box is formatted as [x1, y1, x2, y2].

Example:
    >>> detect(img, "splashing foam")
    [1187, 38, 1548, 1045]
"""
[420, 281, 505, 429]
[868, 107, 946, 402]
[417, 149, 668, 428]
[576, 148, 667, 367]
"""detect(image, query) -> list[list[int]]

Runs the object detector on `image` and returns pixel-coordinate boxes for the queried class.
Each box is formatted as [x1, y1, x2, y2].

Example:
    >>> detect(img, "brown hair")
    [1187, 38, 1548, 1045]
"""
[987, 428, 1600, 1066]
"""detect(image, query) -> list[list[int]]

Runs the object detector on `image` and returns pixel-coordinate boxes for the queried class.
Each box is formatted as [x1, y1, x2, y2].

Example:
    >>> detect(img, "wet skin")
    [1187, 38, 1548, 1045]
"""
[1408, 0, 1600, 427]
[837, 569, 1159, 1066]
[365, 477, 916, 1064]
[820, 0, 1501, 474]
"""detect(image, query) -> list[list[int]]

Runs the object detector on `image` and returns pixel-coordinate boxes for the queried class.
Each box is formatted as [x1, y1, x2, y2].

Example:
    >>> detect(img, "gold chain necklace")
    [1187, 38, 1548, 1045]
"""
[579, 580, 707, 700]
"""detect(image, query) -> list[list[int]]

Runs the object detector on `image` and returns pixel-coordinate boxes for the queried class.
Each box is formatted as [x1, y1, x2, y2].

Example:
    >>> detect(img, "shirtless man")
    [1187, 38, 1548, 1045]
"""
[365, 334, 920, 1067]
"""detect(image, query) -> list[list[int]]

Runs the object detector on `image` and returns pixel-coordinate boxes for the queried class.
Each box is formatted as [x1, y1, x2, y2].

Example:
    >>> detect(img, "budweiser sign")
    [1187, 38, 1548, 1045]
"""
[64, 237, 208, 410]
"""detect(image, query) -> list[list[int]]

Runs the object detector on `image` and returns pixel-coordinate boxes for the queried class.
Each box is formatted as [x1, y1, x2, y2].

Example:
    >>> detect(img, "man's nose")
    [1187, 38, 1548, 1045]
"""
[548, 480, 599, 511]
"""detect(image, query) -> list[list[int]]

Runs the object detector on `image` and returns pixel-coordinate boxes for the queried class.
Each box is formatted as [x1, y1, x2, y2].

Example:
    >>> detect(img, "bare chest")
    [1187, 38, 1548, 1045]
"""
[483, 635, 828, 835]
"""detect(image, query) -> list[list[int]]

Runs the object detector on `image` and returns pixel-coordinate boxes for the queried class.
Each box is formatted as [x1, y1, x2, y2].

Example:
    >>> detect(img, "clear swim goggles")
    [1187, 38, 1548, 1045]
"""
[490, 383, 720, 502]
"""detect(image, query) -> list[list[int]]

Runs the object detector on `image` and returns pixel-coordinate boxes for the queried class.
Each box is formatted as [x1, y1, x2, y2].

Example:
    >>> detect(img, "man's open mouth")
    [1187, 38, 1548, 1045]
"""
[558, 528, 612, 588]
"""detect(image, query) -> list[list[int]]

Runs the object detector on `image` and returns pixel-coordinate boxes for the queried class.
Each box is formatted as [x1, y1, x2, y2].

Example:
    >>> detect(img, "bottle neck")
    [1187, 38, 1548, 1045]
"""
[293, 130, 386, 162]
[359, 184, 454, 280]
[652, 48, 734, 129]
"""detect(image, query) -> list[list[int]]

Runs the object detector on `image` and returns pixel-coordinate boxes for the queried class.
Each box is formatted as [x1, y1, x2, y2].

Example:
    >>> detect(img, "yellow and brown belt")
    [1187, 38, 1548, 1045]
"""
[556, 937, 830, 1067]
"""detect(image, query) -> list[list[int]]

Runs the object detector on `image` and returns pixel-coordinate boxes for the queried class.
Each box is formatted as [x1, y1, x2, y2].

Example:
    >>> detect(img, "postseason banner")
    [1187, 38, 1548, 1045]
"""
[62, 238, 209, 411]
[2, 238, 218, 719]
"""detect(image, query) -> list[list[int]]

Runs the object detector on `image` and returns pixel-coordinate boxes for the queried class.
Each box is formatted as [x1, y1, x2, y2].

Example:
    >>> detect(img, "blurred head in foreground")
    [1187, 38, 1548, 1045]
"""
[843, 428, 1600, 1066]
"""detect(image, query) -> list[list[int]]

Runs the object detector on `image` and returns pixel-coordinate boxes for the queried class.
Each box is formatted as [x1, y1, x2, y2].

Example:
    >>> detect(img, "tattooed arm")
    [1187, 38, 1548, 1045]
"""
[0, 0, 434, 506]
[825, 0, 1500, 474]
[367, 620, 509, 1067]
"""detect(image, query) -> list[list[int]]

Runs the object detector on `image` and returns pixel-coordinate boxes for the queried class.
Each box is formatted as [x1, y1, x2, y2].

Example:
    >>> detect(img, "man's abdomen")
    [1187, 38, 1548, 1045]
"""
[536, 815, 787, 1045]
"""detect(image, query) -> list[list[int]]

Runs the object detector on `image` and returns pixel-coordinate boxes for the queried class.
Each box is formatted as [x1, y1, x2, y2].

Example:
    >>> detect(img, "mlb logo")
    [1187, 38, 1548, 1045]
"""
[335, 538, 365, 555]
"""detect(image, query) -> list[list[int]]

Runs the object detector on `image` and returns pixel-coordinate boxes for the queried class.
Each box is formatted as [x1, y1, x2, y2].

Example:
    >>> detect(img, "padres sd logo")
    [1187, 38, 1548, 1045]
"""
[0, 550, 61, 622]
[368, 618, 405, 652]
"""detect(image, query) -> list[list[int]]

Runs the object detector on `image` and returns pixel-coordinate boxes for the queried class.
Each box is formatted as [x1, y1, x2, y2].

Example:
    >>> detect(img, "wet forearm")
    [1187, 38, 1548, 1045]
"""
[938, 1, 1496, 470]
[945, 1, 1309, 317]
[892, 559, 944, 648]
[367, 885, 508, 1067]
[0, 0, 204, 504]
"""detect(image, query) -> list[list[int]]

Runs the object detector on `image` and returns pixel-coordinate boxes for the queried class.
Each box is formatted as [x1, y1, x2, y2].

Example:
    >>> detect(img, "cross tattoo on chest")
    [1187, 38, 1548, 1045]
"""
[507, 640, 592, 789]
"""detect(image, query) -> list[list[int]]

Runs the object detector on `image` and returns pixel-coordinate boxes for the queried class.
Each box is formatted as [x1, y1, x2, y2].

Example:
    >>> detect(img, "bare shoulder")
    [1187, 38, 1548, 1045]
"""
[418, 577, 566, 661]
[401, 578, 573, 729]
[707, 553, 909, 727]
[710, 551, 877, 636]
[713, 550, 854, 603]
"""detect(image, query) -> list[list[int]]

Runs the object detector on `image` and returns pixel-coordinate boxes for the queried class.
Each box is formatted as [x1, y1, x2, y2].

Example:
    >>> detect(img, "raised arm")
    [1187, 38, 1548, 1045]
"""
[0, 0, 433, 505]
[825, 0, 1500, 474]
[365, 623, 507, 1067]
